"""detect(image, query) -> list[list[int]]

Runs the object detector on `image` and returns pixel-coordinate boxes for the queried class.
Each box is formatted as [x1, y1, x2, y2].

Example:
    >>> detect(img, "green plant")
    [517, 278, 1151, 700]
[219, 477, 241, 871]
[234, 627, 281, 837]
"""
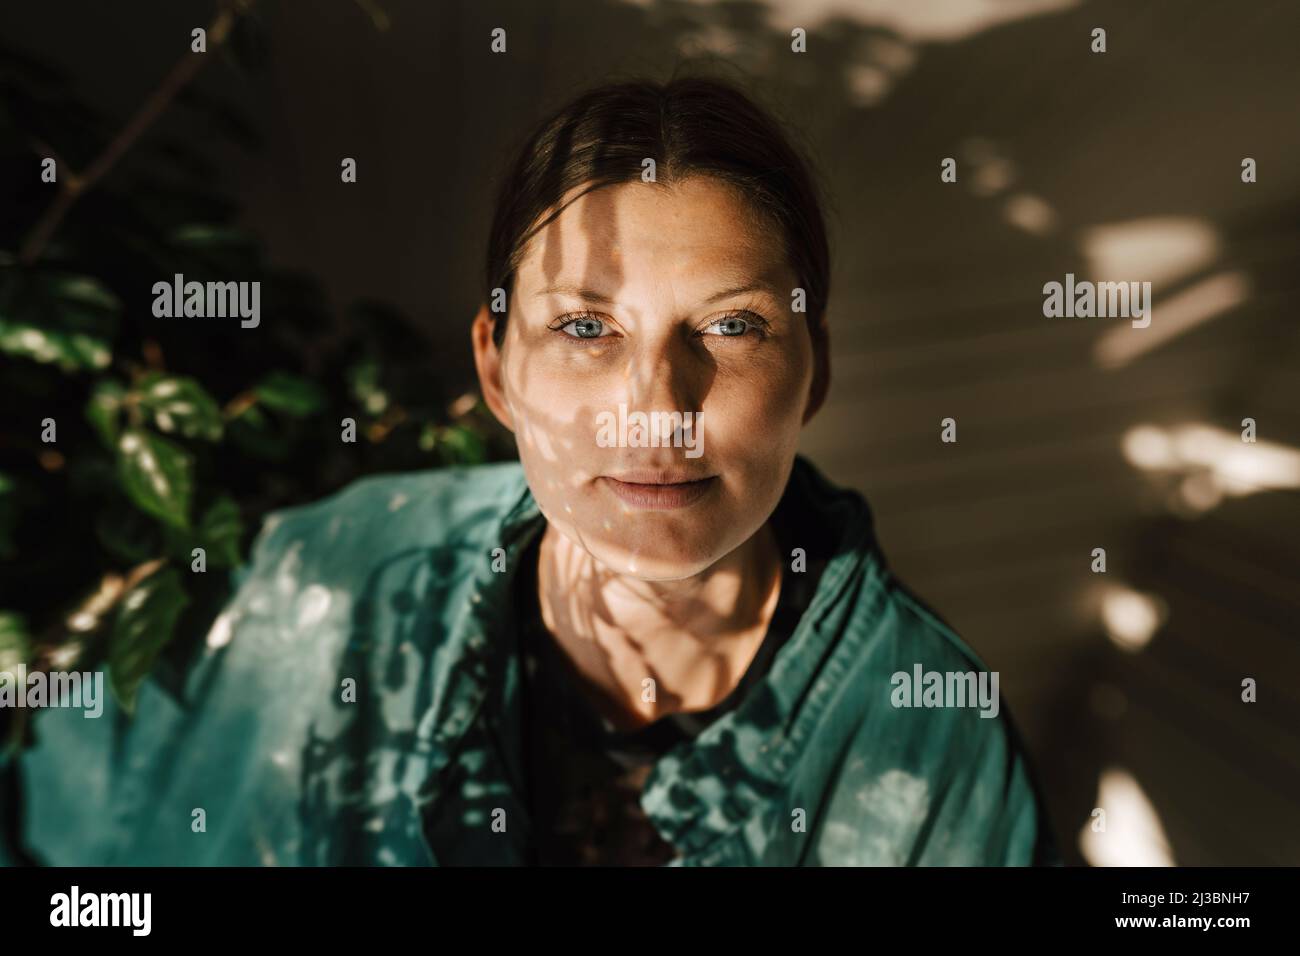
[0, 2, 508, 747]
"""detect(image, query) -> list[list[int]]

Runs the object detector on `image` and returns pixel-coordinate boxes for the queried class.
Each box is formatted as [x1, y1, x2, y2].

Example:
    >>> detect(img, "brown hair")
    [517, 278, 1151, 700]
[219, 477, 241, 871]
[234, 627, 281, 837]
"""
[483, 76, 831, 350]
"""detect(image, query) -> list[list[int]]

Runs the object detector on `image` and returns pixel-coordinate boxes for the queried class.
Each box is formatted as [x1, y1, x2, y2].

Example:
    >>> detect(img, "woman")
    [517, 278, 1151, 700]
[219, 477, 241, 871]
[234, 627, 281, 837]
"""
[6, 77, 1057, 866]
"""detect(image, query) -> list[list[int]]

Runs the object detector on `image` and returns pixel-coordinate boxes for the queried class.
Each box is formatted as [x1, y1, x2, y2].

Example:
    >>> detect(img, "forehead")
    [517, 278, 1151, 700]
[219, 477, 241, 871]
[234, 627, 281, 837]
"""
[514, 176, 793, 296]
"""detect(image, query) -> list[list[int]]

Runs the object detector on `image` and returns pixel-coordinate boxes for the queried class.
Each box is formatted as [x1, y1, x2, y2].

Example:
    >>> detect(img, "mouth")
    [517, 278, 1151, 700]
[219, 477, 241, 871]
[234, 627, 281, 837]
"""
[599, 471, 718, 511]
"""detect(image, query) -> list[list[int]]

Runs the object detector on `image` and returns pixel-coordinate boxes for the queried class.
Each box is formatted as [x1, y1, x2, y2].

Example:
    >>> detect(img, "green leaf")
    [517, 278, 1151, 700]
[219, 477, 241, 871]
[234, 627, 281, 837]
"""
[226, 402, 289, 461]
[136, 372, 223, 441]
[198, 496, 243, 567]
[438, 424, 487, 465]
[85, 379, 127, 448]
[167, 223, 260, 274]
[0, 318, 111, 371]
[0, 611, 32, 672]
[346, 356, 388, 415]
[255, 371, 326, 417]
[108, 568, 189, 714]
[95, 504, 162, 565]
[116, 428, 193, 529]
[418, 422, 438, 452]
[170, 223, 252, 248]
[0, 270, 119, 372]
[45, 274, 122, 317]
[163, 494, 243, 569]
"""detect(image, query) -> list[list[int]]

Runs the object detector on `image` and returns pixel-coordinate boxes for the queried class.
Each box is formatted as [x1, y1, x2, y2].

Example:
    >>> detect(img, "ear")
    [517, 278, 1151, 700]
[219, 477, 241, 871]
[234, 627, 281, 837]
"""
[470, 302, 515, 433]
[802, 314, 831, 425]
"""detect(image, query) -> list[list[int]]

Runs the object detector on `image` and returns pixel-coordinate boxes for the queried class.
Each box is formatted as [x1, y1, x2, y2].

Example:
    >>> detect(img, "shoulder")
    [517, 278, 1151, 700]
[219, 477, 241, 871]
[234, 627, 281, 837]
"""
[248, 459, 528, 569]
[203, 458, 530, 670]
[820, 566, 1058, 865]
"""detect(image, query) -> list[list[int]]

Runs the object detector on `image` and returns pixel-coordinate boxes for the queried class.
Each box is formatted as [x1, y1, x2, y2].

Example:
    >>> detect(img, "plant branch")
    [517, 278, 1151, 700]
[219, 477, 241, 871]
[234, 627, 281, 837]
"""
[18, 0, 252, 265]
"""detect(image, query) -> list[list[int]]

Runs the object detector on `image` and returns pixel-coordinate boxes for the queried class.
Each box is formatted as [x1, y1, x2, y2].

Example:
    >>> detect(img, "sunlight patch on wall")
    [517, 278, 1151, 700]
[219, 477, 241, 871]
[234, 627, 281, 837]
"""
[1094, 270, 1250, 369]
[1123, 423, 1300, 513]
[1079, 767, 1176, 866]
[1079, 217, 1249, 368]
[625, 0, 1081, 42]
[1100, 585, 1169, 652]
[1081, 217, 1220, 293]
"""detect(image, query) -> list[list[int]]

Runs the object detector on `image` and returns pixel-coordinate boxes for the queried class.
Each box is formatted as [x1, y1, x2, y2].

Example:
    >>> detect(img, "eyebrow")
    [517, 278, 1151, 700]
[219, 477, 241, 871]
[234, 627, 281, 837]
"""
[535, 285, 617, 304]
[535, 282, 778, 306]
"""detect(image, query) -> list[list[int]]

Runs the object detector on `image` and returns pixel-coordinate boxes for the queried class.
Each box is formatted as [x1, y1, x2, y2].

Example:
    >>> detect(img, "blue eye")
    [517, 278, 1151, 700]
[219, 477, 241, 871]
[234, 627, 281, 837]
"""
[702, 314, 754, 337]
[556, 315, 608, 339]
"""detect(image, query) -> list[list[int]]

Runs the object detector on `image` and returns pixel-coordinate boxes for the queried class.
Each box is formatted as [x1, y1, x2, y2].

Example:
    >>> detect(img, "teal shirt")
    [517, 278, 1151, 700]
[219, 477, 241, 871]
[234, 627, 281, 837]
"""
[3, 455, 1058, 866]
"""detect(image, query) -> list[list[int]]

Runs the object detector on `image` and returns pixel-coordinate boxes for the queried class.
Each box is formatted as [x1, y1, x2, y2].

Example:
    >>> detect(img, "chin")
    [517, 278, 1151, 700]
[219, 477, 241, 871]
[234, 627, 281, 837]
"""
[584, 537, 729, 581]
[593, 507, 755, 570]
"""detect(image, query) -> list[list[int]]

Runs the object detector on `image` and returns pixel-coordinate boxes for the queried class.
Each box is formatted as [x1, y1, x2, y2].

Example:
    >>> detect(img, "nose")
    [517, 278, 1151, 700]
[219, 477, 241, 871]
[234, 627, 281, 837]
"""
[620, 324, 705, 418]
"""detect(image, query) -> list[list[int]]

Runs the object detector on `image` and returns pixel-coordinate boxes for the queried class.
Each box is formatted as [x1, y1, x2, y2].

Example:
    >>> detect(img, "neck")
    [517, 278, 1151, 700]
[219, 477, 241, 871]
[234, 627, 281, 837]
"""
[535, 518, 783, 730]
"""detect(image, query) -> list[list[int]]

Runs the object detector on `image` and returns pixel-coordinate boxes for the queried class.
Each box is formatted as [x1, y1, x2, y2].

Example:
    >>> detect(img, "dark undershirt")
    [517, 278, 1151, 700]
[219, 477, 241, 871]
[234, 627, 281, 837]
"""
[517, 494, 827, 866]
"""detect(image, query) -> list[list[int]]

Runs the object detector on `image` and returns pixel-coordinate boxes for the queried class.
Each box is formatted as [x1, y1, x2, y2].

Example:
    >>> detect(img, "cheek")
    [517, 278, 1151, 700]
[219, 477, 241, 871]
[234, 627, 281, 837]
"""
[499, 338, 600, 464]
[703, 344, 812, 441]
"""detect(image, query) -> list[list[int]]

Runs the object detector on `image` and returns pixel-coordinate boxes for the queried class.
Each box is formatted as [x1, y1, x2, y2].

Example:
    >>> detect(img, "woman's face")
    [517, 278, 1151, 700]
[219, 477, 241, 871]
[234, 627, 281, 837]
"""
[474, 175, 824, 581]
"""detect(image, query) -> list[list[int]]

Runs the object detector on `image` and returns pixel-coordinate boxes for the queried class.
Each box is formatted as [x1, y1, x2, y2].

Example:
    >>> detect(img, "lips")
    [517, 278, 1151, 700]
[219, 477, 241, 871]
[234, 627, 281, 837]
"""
[599, 472, 718, 510]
